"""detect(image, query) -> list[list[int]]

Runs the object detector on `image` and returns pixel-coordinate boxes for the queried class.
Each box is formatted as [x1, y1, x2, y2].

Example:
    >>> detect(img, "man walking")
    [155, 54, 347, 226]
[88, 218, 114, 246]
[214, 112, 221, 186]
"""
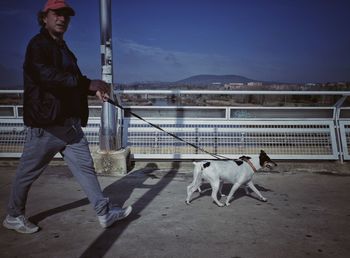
[3, 0, 132, 234]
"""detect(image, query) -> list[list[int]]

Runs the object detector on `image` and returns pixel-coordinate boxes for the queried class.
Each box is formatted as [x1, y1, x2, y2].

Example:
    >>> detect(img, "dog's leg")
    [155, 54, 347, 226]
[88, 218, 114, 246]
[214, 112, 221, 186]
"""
[186, 163, 204, 204]
[186, 183, 194, 204]
[186, 176, 202, 204]
[186, 179, 202, 204]
[219, 181, 225, 196]
[197, 179, 203, 193]
[247, 181, 267, 202]
[210, 180, 224, 207]
[186, 183, 195, 204]
[225, 183, 242, 206]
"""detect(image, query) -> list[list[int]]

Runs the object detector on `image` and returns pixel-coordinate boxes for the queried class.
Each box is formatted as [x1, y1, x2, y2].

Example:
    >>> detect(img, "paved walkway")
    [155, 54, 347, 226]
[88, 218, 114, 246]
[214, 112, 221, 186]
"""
[0, 160, 350, 258]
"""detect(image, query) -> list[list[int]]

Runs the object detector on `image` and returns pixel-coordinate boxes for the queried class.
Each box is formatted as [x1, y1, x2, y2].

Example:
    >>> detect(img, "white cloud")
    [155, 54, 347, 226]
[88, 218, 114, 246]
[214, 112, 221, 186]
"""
[114, 39, 247, 82]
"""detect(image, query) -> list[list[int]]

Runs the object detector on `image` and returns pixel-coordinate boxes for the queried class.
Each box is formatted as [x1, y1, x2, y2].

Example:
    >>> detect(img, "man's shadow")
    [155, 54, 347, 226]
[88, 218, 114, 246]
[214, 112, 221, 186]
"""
[78, 160, 180, 258]
[29, 162, 161, 224]
[29, 161, 180, 258]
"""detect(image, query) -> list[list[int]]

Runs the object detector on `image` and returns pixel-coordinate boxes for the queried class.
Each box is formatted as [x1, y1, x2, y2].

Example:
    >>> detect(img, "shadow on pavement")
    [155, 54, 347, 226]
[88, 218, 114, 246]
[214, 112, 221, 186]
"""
[27, 161, 179, 257]
[190, 183, 273, 204]
[79, 161, 180, 258]
[29, 198, 89, 224]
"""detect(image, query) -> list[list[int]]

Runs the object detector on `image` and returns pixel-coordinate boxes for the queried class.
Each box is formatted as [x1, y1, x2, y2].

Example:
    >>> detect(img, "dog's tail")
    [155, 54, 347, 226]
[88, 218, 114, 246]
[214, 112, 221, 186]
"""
[193, 161, 210, 172]
[192, 161, 210, 181]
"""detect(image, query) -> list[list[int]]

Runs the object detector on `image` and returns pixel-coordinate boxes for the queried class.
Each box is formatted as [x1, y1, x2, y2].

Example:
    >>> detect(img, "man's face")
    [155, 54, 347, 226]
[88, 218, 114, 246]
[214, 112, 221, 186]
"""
[44, 9, 71, 38]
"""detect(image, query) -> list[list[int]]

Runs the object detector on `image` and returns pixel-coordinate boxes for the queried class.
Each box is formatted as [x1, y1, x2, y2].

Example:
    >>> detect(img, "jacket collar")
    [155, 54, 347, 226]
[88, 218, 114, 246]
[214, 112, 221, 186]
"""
[40, 28, 65, 47]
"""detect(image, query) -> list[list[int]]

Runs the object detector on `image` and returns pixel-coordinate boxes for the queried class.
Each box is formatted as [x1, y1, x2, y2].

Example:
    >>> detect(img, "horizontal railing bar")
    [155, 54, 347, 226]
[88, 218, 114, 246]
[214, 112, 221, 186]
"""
[0, 90, 23, 94]
[132, 154, 338, 160]
[124, 105, 335, 110]
[2, 89, 349, 95]
[115, 90, 350, 96]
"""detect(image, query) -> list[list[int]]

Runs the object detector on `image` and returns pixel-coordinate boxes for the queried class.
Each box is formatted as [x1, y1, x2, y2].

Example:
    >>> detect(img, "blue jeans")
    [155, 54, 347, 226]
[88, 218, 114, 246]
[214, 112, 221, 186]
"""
[7, 125, 109, 217]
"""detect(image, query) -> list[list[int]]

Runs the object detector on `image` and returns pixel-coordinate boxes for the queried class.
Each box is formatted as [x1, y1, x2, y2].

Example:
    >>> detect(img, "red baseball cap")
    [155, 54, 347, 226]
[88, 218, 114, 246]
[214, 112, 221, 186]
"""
[43, 0, 75, 16]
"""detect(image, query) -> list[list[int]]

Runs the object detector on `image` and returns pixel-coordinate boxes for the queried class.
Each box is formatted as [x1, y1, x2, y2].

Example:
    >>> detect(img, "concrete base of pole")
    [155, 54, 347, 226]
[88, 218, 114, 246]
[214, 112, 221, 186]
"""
[92, 147, 131, 176]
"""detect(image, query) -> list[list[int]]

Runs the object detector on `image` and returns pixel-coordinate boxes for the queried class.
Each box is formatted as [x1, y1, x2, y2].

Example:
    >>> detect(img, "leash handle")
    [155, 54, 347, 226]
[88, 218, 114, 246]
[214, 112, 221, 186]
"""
[105, 98, 233, 160]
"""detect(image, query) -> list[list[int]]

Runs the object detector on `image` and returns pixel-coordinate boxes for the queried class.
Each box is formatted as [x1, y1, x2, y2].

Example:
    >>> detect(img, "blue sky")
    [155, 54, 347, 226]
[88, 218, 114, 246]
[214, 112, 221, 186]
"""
[0, 0, 349, 87]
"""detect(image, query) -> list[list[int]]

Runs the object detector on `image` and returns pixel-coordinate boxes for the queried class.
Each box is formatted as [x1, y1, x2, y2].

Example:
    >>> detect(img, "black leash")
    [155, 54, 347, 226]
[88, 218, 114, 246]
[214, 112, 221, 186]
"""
[105, 98, 233, 160]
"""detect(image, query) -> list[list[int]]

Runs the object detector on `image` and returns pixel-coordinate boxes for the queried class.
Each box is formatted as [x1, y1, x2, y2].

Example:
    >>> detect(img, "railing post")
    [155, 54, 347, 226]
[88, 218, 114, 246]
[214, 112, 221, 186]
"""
[334, 96, 347, 163]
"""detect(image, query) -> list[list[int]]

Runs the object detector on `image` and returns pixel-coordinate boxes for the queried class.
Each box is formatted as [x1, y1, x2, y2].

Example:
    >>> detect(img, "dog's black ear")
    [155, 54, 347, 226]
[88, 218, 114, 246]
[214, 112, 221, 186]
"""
[260, 150, 266, 154]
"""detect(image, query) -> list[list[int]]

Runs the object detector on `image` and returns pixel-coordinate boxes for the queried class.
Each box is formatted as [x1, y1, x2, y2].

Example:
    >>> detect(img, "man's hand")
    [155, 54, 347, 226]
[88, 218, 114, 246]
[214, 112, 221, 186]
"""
[89, 80, 110, 101]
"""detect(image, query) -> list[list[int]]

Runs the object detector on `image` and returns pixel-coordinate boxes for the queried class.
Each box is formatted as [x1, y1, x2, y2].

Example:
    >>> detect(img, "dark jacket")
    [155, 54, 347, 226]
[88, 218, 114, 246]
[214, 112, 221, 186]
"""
[23, 28, 94, 127]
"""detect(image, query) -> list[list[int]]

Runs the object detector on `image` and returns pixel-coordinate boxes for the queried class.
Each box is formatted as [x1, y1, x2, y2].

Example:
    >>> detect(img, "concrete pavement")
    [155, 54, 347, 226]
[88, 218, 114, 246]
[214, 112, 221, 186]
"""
[0, 160, 350, 258]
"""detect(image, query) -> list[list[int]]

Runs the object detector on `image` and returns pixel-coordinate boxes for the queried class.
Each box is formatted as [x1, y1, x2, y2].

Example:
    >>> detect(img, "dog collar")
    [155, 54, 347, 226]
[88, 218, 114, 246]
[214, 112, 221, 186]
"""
[245, 160, 257, 173]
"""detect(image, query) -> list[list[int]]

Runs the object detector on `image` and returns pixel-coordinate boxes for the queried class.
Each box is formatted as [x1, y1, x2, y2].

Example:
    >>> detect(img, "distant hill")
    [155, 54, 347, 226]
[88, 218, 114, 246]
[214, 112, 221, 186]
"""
[174, 74, 257, 85]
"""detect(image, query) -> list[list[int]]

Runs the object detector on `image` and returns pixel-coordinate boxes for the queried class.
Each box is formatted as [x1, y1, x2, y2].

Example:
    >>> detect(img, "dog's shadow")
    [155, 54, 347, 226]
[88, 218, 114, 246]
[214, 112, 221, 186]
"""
[192, 183, 273, 203]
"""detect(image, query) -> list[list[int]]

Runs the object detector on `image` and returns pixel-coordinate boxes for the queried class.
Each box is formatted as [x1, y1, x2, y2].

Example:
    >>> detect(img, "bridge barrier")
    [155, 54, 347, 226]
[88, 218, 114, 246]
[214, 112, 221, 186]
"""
[0, 90, 349, 161]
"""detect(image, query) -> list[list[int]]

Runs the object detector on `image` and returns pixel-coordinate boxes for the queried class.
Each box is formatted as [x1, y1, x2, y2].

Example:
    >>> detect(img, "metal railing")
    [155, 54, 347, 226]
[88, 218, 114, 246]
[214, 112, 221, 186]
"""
[0, 89, 349, 161]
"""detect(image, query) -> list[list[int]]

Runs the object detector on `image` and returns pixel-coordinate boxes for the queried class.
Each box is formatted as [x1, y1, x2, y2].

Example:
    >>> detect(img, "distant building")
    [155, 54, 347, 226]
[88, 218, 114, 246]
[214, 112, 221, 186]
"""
[224, 82, 263, 89]
[337, 82, 347, 86]
[305, 83, 317, 86]
[224, 82, 244, 89]
[247, 82, 263, 86]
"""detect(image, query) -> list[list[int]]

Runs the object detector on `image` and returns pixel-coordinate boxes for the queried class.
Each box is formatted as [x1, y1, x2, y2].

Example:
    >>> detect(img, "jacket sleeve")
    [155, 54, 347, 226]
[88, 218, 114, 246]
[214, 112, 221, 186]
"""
[24, 39, 91, 93]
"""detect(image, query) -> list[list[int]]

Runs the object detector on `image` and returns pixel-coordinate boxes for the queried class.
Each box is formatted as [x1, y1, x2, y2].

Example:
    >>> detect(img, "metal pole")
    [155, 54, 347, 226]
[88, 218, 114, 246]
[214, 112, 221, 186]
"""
[334, 96, 347, 163]
[99, 0, 120, 151]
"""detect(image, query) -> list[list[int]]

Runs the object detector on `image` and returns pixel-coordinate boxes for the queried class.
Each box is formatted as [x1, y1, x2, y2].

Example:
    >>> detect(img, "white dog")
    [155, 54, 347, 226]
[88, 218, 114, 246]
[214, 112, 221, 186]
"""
[186, 150, 277, 207]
